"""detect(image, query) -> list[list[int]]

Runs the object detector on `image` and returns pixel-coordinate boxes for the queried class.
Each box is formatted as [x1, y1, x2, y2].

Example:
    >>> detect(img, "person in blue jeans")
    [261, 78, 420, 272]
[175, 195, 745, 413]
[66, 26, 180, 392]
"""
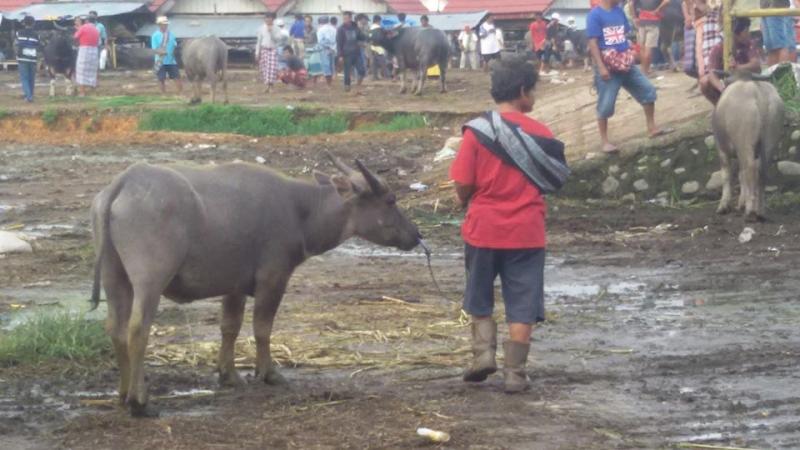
[15, 15, 39, 103]
[761, 0, 796, 66]
[587, 0, 671, 153]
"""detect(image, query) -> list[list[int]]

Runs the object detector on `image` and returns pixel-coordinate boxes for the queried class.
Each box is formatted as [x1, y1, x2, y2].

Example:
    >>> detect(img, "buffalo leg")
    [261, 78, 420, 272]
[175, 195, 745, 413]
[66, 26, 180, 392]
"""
[222, 75, 229, 104]
[253, 271, 290, 385]
[125, 287, 162, 417]
[218, 293, 246, 387]
[741, 151, 759, 220]
[49, 79, 56, 97]
[439, 63, 447, 93]
[754, 157, 766, 219]
[191, 81, 202, 104]
[715, 140, 734, 215]
[102, 248, 133, 403]
[399, 68, 407, 94]
[211, 78, 217, 104]
[415, 67, 426, 96]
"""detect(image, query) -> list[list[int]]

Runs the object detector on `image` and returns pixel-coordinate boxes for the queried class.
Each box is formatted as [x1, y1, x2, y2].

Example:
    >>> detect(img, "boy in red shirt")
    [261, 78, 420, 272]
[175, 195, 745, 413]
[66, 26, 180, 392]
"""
[529, 12, 548, 71]
[450, 58, 555, 393]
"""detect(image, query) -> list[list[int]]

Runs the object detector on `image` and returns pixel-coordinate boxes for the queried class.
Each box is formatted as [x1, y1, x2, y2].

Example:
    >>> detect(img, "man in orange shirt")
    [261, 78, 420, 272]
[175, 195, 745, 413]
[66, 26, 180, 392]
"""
[529, 12, 549, 71]
[450, 58, 569, 393]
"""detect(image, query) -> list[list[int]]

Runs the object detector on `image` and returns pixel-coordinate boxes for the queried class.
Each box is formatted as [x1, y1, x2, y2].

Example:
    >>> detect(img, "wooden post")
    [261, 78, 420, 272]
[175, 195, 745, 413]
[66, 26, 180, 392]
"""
[723, 0, 733, 71]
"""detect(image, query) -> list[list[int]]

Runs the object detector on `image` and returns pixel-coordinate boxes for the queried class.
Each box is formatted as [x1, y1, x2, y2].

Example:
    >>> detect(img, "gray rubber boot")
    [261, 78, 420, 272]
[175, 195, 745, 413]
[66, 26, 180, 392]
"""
[503, 340, 530, 393]
[462, 318, 497, 382]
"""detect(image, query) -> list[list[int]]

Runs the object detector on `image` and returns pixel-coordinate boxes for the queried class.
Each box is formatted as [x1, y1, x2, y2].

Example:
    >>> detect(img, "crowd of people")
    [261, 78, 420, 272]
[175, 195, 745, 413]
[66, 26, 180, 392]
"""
[13, 11, 109, 102]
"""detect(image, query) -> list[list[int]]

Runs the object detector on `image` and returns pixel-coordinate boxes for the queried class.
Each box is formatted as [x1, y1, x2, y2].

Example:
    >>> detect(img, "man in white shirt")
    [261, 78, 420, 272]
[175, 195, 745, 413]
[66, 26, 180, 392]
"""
[458, 25, 479, 70]
[479, 15, 504, 70]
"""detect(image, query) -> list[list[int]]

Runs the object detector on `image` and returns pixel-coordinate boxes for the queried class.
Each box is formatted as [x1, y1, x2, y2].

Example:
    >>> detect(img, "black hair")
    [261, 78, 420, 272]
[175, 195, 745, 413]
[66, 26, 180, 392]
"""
[398, 13, 406, 21]
[295, 14, 303, 20]
[305, 15, 313, 21]
[734, 17, 751, 35]
[22, 15, 34, 27]
[421, 15, 429, 22]
[343, 11, 354, 18]
[88, 15, 97, 23]
[490, 57, 539, 103]
[265, 12, 276, 19]
[331, 17, 338, 25]
[89, 10, 97, 16]
[283, 45, 294, 54]
[356, 13, 368, 22]
[373, 15, 382, 23]
[319, 16, 328, 24]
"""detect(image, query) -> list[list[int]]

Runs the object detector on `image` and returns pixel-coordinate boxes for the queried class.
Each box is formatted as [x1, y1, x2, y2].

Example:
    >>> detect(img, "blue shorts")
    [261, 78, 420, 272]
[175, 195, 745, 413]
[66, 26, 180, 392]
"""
[463, 244, 545, 324]
[594, 65, 657, 119]
[320, 50, 335, 76]
[762, 16, 797, 51]
[157, 64, 180, 81]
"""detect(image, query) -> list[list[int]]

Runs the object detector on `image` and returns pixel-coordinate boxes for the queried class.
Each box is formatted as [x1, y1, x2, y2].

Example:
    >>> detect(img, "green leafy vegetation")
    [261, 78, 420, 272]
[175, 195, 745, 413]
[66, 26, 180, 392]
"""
[772, 64, 800, 114]
[94, 95, 176, 109]
[0, 109, 9, 120]
[139, 104, 350, 137]
[41, 108, 59, 126]
[359, 114, 428, 132]
[0, 311, 110, 367]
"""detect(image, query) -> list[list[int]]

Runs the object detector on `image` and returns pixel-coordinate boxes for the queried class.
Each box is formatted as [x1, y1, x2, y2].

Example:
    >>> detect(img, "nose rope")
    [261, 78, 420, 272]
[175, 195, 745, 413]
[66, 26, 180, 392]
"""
[418, 239, 458, 303]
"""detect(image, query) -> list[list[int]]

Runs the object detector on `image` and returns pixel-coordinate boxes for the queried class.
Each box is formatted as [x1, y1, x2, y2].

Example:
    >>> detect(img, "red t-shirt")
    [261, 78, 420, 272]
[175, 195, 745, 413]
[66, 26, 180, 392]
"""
[529, 20, 548, 51]
[590, 0, 602, 7]
[449, 112, 551, 250]
[74, 23, 100, 47]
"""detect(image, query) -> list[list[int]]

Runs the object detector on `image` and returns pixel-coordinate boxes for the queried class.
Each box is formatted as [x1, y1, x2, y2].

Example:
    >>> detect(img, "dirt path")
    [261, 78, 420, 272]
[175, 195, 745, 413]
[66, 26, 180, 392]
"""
[0, 68, 709, 160]
[2, 131, 800, 449]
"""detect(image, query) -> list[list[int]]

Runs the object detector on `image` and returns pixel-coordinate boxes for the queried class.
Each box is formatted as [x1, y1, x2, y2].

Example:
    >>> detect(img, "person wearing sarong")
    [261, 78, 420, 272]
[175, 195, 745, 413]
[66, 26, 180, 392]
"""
[256, 13, 284, 93]
[73, 16, 99, 97]
[279, 46, 308, 89]
[316, 16, 338, 86]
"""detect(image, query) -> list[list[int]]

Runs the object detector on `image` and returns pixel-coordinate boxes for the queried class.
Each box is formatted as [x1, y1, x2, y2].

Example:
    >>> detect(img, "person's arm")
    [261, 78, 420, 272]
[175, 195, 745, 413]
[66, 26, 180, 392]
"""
[708, 71, 725, 92]
[336, 27, 344, 57]
[588, 37, 611, 80]
[655, 0, 671, 13]
[736, 46, 762, 73]
[455, 183, 475, 208]
[682, 0, 694, 27]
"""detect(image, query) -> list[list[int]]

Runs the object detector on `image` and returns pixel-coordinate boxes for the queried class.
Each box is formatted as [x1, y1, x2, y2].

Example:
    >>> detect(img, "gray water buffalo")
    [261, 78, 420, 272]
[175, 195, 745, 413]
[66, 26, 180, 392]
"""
[181, 36, 228, 104]
[90, 155, 421, 416]
[373, 26, 449, 95]
[713, 73, 785, 220]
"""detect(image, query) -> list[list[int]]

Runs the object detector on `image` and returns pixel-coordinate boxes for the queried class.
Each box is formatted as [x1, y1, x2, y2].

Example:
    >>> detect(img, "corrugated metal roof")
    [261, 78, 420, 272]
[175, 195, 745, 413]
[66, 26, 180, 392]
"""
[7, 1, 147, 20]
[390, 11, 487, 31]
[384, 0, 429, 14]
[443, 0, 552, 18]
[0, 0, 39, 14]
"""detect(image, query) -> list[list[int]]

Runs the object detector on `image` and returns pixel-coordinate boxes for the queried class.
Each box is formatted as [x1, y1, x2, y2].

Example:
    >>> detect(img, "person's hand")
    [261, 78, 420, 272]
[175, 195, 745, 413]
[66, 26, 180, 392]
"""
[599, 64, 611, 80]
[634, 18, 640, 28]
[685, 22, 693, 30]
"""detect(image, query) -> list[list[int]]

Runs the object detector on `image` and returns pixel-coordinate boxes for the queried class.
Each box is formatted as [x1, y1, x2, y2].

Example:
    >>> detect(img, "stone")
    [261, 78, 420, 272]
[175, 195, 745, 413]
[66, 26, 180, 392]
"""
[656, 191, 669, 198]
[691, 148, 700, 155]
[633, 179, 649, 192]
[706, 170, 724, 191]
[621, 193, 636, 203]
[674, 167, 686, 175]
[660, 158, 672, 168]
[681, 181, 700, 194]
[766, 185, 778, 193]
[789, 146, 797, 156]
[608, 164, 620, 174]
[637, 165, 647, 173]
[602, 176, 620, 195]
[0, 231, 32, 254]
[652, 197, 669, 207]
[705, 136, 715, 149]
[620, 172, 629, 180]
[792, 130, 800, 141]
[637, 156, 649, 164]
[778, 160, 800, 176]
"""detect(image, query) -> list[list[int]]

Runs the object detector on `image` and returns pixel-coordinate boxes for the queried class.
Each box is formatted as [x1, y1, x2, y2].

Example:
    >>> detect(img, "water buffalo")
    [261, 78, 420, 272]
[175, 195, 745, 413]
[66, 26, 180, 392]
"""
[713, 73, 785, 220]
[181, 36, 228, 104]
[90, 155, 421, 416]
[41, 27, 76, 96]
[373, 26, 449, 95]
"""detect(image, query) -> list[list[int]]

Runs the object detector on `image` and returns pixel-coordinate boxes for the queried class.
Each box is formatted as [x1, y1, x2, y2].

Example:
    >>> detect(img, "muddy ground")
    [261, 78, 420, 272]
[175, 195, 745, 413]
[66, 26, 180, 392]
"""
[0, 66, 799, 450]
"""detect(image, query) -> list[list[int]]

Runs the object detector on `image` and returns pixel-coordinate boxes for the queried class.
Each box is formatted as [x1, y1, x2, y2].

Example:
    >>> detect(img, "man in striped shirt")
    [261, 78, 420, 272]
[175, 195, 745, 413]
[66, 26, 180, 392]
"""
[15, 15, 39, 102]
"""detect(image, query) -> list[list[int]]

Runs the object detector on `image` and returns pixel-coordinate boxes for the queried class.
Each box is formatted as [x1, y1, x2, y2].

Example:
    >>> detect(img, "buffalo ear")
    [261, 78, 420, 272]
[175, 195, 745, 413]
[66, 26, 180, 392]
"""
[313, 170, 333, 186]
[330, 174, 360, 197]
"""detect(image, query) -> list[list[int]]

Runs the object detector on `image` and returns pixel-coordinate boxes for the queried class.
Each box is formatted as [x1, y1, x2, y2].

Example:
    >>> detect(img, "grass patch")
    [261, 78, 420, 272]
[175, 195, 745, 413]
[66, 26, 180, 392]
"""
[42, 108, 59, 126]
[0, 311, 110, 367]
[359, 114, 427, 132]
[0, 109, 9, 120]
[140, 104, 350, 137]
[94, 95, 174, 109]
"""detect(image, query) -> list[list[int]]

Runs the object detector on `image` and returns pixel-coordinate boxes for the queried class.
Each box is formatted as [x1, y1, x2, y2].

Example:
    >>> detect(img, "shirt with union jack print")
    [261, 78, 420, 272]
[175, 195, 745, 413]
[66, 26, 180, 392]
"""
[586, 5, 631, 52]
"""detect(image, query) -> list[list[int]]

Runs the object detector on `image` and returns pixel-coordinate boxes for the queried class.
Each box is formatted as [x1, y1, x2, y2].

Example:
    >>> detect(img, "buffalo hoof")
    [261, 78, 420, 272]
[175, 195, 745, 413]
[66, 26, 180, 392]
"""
[716, 204, 731, 215]
[129, 400, 159, 418]
[744, 211, 764, 223]
[414, 90, 423, 97]
[440, 89, 447, 94]
[399, 88, 407, 95]
[259, 369, 288, 386]
[219, 370, 246, 388]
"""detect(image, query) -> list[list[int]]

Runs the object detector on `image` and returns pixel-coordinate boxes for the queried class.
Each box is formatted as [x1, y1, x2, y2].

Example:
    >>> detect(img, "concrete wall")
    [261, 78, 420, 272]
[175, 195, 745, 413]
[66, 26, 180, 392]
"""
[169, 0, 269, 14]
[292, 0, 389, 14]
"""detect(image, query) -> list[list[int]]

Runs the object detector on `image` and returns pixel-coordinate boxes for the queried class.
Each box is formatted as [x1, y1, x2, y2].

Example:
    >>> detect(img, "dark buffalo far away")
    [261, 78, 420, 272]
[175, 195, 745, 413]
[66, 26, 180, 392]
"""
[0, 67, 798, 449]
